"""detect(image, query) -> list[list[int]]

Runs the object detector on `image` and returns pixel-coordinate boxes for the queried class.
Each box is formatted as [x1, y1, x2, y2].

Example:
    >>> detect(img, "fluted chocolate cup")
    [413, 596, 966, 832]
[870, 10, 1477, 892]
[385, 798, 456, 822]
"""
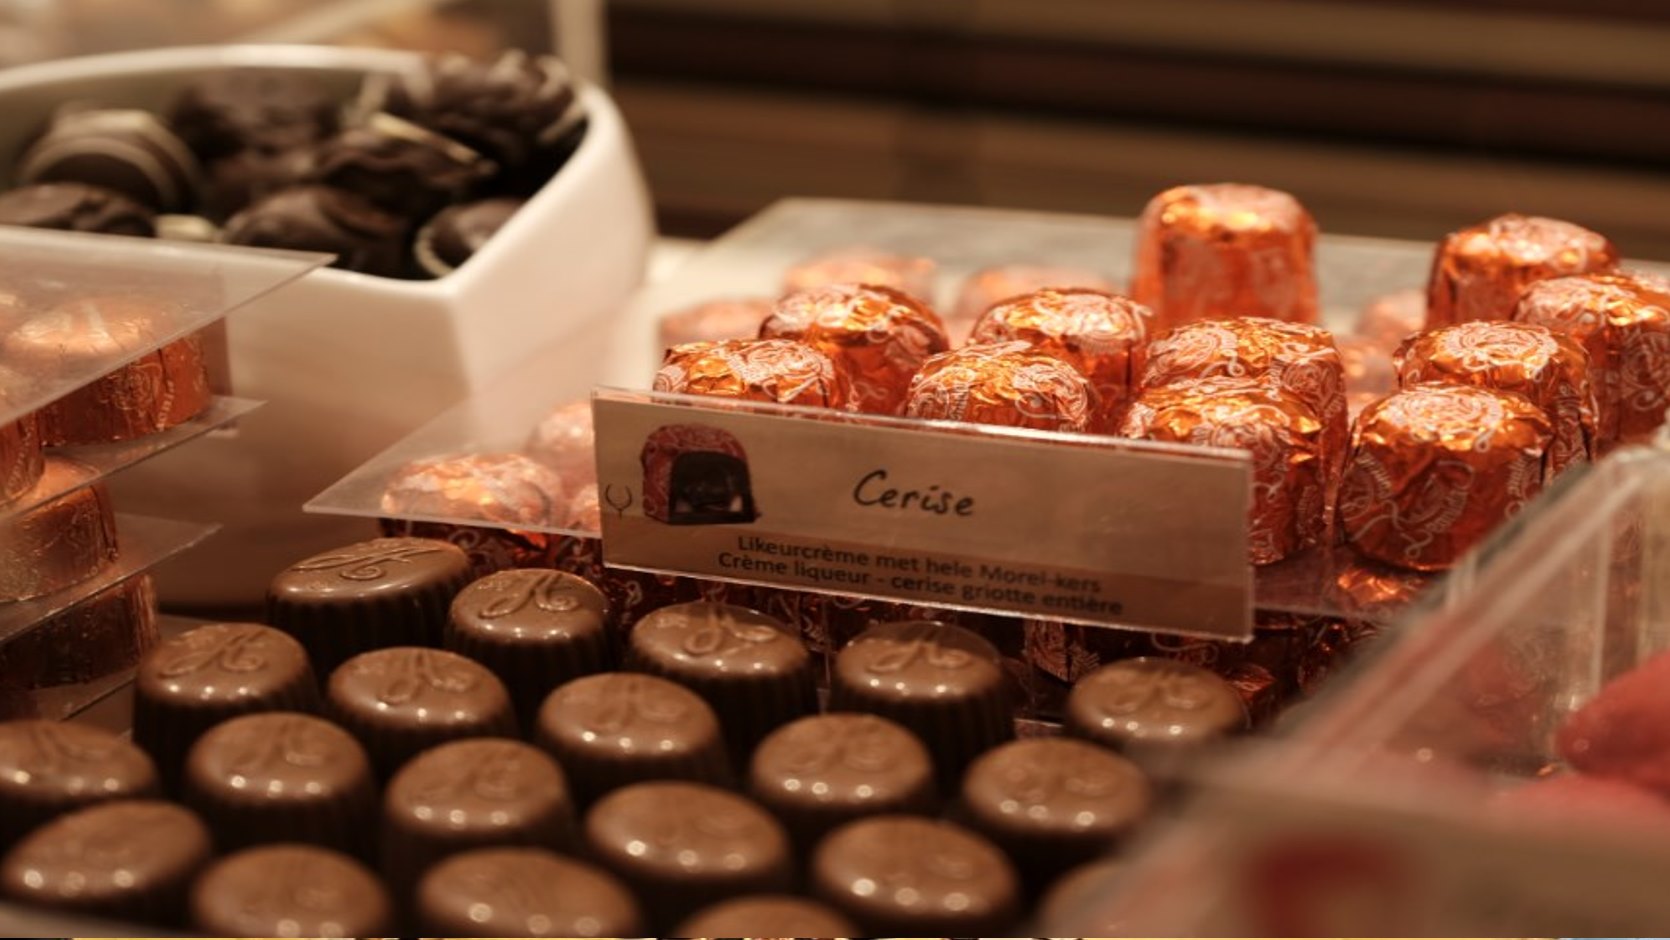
[326, 647, 517, 779]
[0, 411, 43, 506]
[0, 719, 159, 849]
[180, 711, 376, 858]
[0, 457, 118, 602]
[191, 843, 392, 935]
[445, 567, 612, 726]
[267, 536, 472, 675]
[0, 574, 158, 690]
[133, 622, 320, 790]
[627, 600, 816, 765]
[534, 671, 731, 805]
[417, 846, 643, 936]
[380, 737, 576, 896]
[830, 620, 1014, 791]
[811, 814, 1021, 936]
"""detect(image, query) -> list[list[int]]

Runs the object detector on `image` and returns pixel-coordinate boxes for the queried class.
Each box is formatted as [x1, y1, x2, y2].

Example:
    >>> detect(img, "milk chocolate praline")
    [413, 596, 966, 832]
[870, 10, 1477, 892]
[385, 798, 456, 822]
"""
[417, 846, 642, 936]
[655, 338, 851, 409]
[812, 814, 1021, 935]
[191, 843, 391, 935]
[326, 646, 517, 778]
[0, 182, 155, 236]
[267, 535, 471, 675]
[0, 458, 118, 603]
[904, 341, 1095, 431]
[676, 894, 859, 937]
[0, 720, 159, 848]
[1066, 657, 1248, 753]
[1428, 213, 1618, 326]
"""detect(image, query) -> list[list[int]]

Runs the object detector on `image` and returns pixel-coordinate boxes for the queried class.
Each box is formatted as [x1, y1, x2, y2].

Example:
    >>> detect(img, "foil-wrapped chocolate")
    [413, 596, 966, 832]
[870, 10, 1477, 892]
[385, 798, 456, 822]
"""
[1338, 383, 1553, 571]
[1514, 272, 1670, 445]
[953, 264, 1118, 323]
[381, 451, 566, 528]
[0, 575, 157, 690]
[904, 341, 1094, 432]
[1121, 377, 1327, 565]
[782, 246, 936, 304]
[654, 338, 850, 409]
[0, 458, 118, 602]
[1397, 320, 1596, 473]
[567, 483, 601, 533]
[657, 297, 775, 349]
[0, 411, 43, 506]
[1131, 183, 1318, 328]
[1356, 287, 1427, 347]
[969, 288, 1149, 432]
[1426, 213, 1618, 327]
[1337, 334, 1397, 420]
[523, 397, 594, 487]
[16, 106, 202, 213]
[760, 283, 950, 415]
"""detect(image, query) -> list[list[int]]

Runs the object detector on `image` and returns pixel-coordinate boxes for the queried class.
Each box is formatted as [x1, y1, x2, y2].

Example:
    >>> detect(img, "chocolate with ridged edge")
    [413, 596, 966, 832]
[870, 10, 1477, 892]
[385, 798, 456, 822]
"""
[445, 568, 612, 725]
[1065, 656, 1248, 753]
[313, 112, 494, 220]
[0, 458, 117, 603]
[0, 182, 154, 236]
[0, 410, 42, 506]
[414, 196, 523, 276]
[134, 622, 319, 789]
[168, 68, 339, 161]
[534, 671, 730, 805]
[381, 737, 575, 893]
[811, 814, 1020, 935]
[181, 711, 375, 857]
[627, 600, 815, 764]
[0, 720, 159, 848]
[266, 535, 471, 675]
[222, 184, 410, 278]
[190, 843, 391, 935]
[584, 781, 792, 929]
[16, 106, 201, 212]
[676, 893, 859, 937]
[830, 620, 1014, 790]
[748, 712, 936, 850]
[327, 646, 516, 778]
[417, 846, 642, 936]
[0, 798, 210, 923]
[0, 574, 157, 690]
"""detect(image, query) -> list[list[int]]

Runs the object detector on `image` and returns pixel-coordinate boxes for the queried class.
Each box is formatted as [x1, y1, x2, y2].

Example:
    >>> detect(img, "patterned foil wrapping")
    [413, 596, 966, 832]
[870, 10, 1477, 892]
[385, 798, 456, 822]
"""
[567, 482, 600, 534]
[1337, 335, 1397, 421]
[1338, 383, 1552, 572]
[760, 283, 950, 415]
[950, 264, 1117, 345]
[781, 246, 937, 304]
[1131, 183, 1318, 329]
[903, 341, 1094, 432]
[1426, 213, 1618, 327]
[545, 532, 746, 641]
[1356, 287, 1427, 347]
[0, 457, 119, 602]
[653, 338, 850, 409]
[381, 451, 566, 528]
[0, 575, 158, 690]
[32, 334, 211, 447]
[657, 297, 774, 349]
[1121, 377, 1326, 565]
[968, 288, 1150, 432]
[1513, 272, 1670, 446]
[523, 398, 594, 488]
[0, 411, 44, 506]
[379, 518, 553, 581]
[1396, 320, 1596, 474]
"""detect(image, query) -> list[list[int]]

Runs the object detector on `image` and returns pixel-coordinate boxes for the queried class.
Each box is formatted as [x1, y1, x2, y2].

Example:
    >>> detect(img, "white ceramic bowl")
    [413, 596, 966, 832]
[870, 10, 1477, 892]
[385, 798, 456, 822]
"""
[0, 45, 653, 606]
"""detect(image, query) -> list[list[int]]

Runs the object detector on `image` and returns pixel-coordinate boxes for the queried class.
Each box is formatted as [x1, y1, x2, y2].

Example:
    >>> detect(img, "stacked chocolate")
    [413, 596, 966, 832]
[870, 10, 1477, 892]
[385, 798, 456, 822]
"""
[1, 51, 585, 279]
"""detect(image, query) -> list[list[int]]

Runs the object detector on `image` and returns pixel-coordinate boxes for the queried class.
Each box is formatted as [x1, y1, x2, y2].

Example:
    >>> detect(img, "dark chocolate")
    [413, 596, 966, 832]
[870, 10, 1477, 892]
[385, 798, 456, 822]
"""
[417, 846, 642, 936]
[16, 106, 202, 212]
[0, 574, 157, 690]
[811, 814, 1021, 935]
[675, 893, 859, 937]
[221, 184, 411, 278]
[190, 843, 391, 935]
[326, 646, 517, 778]
[0, 182, 155, 236]
[168, 67, 339, 161]
[199, 144, 314, 221]
[312, 112, 493, 219]
[414, 196, 522, 276]
[0, 720, 159, 849]
[1065, 656, 1248, 753]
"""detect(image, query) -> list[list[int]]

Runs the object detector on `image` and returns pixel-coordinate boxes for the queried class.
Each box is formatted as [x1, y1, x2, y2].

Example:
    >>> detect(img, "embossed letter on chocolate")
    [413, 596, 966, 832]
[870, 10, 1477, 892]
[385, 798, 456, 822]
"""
[326, 647, 517, 778]
[190, 843, 391, 936]
[0, 719, 159, 848]
[416, 845, 642, 936]
[1065, 656, 1248, 752]
[0, 458, 118, 603]
[811, 814, 1021, 935]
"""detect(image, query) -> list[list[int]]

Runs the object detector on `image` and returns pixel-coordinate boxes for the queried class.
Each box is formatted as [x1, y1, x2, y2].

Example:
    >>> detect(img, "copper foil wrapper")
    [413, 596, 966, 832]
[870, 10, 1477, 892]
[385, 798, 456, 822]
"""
[0, 457, 118, 602]
[1357, 288, 1427, 346]
[381, 451, 566, 528]
[1338, 383, 1552, 571]
[1121, 377, 1326, 565]
[1514, 272, 1670, 445]
[760, 283, 949, 415]
[567, 483, 600, 533]
[0, 575, 157, 690]
[904, 341, 1094, 432]
[950, 264, 1117, 344]
[1397, 320, 1597, 473]
[1337, 335, 1397, 421]
[0, 411, 44, 506]
[657, 297, 774, 349]
[1426, 213, 1618, 327]
[781, 246, 937, 304]
[523, 398, 594, 488]
[969, 288, 1150, 432]
[654, 338, 850, 409]
[1131, 183, 1318, 329]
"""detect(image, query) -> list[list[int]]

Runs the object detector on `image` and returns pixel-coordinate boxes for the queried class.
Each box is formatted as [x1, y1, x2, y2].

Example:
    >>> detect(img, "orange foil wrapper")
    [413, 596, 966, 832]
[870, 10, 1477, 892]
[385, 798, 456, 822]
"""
[1356, 288, 1427, 347]
[782, 246, 937, 304]
[1396, 320, 1597, 473]
[968, 288, 1150, 432]
[381, 451, 567, 528]
[1425, 213, 1618, 327]
[653, 338, 850, 409]
[951, 264, 1117, 325]
[903, 341, 1094, 432]
[0, 457, 119, 602]
[1338, 383, 1552, 572]
[1514, 272, 1670, 445]
[1337, 335, 1397, 421]
[1121, 377, 1326, 565]
[1131, 183, 1318, 329]
[761, 283, 949, 415]
[523, 398, 594, 488]
[0, 411, 44, 506]
[657, 297, 775, 349]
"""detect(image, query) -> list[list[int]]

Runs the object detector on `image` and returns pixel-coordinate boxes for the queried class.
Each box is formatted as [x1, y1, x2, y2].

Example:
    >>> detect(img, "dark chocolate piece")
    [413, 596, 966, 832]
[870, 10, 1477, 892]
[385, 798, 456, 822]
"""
[222, 184, 410, 277]
[445, 567, 612, 726]
[326, 646, 517, 778]
[0, 574, 158, 690]
[0, 458, 117, 603]
[1035, 856, 1125, 934]
[0, 411, 42, 506]
[830, 620, 1015, 790]
[960, 737, 1151, 886]
[417, 845, 642, 936]
[627, 600, 815, 764]
[414, 196, 522, 276]
[16, 106, 202, 212]
[168, 67, 339, 161]
[748, 712, 936, 850]
[676, 893, 859, 937]
[0, 720, 159, 849]
[312, 112, 494, 220]
[190, 843, 391, 935]
[266, 535, 471, 675]
[811, 815, 1020, 935]
[533, 672, 731, 805]
[133, 622, 320, 789]
[199, 144, 313, 221]
[0, 798, 210, 923]
[583, 781, 792, 929]
[381, 737, 575, 893]
[0, 182, 154, 236]
[181, 711, 376, 857]
[1065, 656, 1248, 753]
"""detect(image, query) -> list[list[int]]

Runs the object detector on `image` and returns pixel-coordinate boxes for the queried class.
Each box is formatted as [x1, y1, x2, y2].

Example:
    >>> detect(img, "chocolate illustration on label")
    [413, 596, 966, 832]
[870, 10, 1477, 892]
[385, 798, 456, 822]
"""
[852, 468, 976, 516]
[291, 542, 445, 580]
[371, 649, 479, 705]
[473, 569, 582, 619]
[154, 625, 272, 677]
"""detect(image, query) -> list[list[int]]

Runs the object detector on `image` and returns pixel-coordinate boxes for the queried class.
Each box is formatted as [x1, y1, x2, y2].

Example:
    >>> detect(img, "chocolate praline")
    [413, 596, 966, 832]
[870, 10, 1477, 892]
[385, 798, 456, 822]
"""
[676, 894, 859, 937]
[0, 574, 158, 690]
[222, 184, 410, 278]
[168, 67, 339, 161]
[326, 646, 518, 778]
[312, 112, 495, 220]
[811, 814, 1021, 935]
[1065, 656, 1248, 754]
[0, 182, 154, 236]
[417, 846, 642, 936]
[379, 450, 566, 527]
[522, 397, 594, 485]
[414, 196, 523, 276]
[190, 843, 391, 935]
[16, 106, 201, 212]
[0, 458, 118, 603]
[0, 720, 159, 849]
[199, 144, 314, 222]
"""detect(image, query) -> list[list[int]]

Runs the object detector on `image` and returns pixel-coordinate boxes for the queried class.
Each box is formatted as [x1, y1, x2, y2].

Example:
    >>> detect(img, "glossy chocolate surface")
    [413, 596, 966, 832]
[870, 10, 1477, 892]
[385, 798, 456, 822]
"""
[748, 712, 935, 847]
[1065, 656, 1248, 750]
[223, 184, 410, 277]
[811, 814, 1020, 935]
[190, 843, 391, 935]
[416, 196, 522, 275]
[676, 893, 859, 936]
[417, 846, 642, 936]
[327, 646, 517, 777]
[0, 720, 159, 848]
[446, 567, 612, 721]
[17, 107, 201, 211]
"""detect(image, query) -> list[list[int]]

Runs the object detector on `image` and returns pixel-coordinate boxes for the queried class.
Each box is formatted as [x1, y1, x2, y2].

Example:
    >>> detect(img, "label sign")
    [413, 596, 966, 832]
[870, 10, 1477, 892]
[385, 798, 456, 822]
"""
[594, 390, 1253, 638]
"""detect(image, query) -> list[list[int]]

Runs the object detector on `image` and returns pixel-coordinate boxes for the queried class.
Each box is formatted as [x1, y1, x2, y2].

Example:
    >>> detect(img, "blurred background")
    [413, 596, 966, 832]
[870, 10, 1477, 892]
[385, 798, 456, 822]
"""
[5, 0, 1667, 254]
